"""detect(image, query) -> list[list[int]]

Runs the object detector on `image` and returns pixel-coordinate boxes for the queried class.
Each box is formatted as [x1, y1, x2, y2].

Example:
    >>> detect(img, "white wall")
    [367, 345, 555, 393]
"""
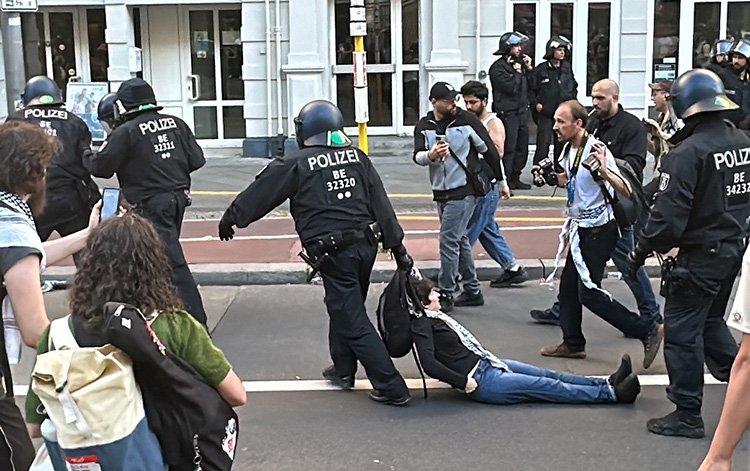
[0, 30, 8, 121]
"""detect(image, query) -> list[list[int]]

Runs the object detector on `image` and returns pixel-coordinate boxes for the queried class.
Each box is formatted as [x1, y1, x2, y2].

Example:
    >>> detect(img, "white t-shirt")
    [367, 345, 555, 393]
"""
[559, 136, 621, 228]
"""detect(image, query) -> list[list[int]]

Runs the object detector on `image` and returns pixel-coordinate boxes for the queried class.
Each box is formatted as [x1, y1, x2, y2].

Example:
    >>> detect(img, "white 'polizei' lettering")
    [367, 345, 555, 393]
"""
[24, 108, 68, 120]
[714, 147, 750, 170]
[307, 149, 359, 171]
[138, 117, 178, 135]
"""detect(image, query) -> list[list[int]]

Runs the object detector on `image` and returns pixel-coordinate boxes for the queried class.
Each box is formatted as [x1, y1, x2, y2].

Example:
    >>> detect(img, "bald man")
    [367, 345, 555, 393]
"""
[530, 79, 661, 329]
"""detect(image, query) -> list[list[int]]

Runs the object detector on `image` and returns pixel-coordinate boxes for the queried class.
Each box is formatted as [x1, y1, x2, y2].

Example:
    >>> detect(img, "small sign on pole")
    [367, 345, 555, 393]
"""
[1, 0, 38, 12]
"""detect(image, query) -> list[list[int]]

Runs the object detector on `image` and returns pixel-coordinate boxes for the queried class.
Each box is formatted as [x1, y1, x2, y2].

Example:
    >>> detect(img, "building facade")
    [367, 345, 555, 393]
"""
[0, 0, 747, 153]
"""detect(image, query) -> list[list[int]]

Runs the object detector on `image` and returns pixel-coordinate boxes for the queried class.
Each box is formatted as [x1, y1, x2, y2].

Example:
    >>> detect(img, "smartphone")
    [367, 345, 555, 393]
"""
[100, 188, 121, 222]
[436, 134, 448, 145]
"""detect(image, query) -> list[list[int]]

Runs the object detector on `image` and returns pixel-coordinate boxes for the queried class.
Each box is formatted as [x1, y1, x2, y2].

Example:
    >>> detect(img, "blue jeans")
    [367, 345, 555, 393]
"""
[437, 196, 480, 295]
[469, 359, 615, 405]
[466, 184, 517, 270]
[548, 226, 662, 323]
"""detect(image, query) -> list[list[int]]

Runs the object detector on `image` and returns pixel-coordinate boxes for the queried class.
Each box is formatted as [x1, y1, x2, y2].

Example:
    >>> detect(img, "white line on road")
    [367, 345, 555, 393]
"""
[10, 374, 723, 396]
[177, 225, 563, 243]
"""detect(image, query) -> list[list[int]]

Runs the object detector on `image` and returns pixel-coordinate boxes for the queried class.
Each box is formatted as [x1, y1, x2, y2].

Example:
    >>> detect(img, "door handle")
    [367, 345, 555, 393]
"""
[187, 74, 201, 102]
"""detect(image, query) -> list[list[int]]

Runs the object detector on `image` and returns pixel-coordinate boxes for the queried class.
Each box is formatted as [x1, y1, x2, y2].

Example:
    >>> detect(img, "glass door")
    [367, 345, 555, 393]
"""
[332, 0, 419, 135]
[183, 8, 245, 145]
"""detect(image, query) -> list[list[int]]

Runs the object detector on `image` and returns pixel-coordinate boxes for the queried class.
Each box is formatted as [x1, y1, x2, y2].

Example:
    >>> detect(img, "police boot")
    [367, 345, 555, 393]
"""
[647, 410, 705, 439]
[322, 365, 354, 390]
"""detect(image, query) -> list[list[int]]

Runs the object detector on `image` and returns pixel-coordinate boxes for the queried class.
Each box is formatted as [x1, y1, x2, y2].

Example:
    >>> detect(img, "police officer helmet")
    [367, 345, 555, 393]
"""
[544, 35, 572, 60]
[493, 31, 529, 56]
[22, 76, 63, 107]
[729, 38, 750, 61]
[97, 93, 119, 133]
[294, 100, 352, 149]
[669, 68, 738, 119]
[711, 39, 733, 58]
[116, 78, 163, 117]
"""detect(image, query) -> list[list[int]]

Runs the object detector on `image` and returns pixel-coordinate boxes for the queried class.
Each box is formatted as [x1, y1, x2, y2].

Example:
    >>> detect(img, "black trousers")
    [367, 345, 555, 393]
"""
[138, 192, 207, 326]
[663, 250, 741, 414]
[498, 109, 530, 182]
[0, 396, 35, 471]
[318, 236, 408, 398]
[533, 115, 564, 165]
[559, 221, 654, 348]
[36, 187, 91, 240]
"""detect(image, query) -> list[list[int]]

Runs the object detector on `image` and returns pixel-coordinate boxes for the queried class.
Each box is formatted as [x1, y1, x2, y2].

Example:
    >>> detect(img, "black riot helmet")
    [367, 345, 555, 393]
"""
[544, 35, 572, 60]
[22, 75, 63, 107]
[711, 39, 733, 58]
[493, 31, 529, 56]
[97, 93, 119, 133]
[116, 78, 163, 118]
[730, 38, 750, 61]
[668, 68, 738, 120]
[293, 100, 352, 149]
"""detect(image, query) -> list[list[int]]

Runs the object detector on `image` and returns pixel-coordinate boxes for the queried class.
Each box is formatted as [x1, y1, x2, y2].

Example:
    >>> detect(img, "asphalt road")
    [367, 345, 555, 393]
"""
[14, 279, 750, 470]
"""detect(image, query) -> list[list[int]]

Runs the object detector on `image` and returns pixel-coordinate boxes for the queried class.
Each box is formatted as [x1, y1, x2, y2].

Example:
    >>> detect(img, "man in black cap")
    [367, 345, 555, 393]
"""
[489, 32, 533, 190]
[413, 81, 505, 312]
[84, 78, 208, 326]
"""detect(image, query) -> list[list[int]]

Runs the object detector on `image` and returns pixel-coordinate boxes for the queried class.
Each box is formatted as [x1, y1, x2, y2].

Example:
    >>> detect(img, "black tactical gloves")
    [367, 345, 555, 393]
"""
[626, 246, 649, 279]
[218, 211, 236, 241]
[391, 243, 414, 271]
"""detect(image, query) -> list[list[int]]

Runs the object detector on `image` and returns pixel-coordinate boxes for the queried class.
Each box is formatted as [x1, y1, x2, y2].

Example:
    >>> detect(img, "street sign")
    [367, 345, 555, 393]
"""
[1, 0, 38, 12]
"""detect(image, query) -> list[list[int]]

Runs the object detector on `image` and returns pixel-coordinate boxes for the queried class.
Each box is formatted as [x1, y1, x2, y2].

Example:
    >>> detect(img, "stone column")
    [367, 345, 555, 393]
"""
[423, 0, 468, 90]
[105, 2, 136, 90]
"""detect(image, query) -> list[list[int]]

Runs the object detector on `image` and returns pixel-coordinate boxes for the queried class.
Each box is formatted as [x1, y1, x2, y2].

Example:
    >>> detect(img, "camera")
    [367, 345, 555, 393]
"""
[581, 153, 603, 180]
[532, 157, 558, 187]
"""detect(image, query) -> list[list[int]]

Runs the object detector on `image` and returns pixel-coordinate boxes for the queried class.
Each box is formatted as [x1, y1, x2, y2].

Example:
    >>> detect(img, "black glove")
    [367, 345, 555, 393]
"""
[218, 212, 236, 241]
[391, 244, 413, 271]
[626, 247, 649, 279]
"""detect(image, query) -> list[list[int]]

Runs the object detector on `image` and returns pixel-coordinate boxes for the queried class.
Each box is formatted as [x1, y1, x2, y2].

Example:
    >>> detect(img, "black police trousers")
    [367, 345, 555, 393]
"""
[663, 249, 741, 414]
[0, 396, 35, 471]
[498, 108, 530, 182]
[533, 115, 564, 165]
[317, 235, 408, 398]
[559, 221, 655, 348]
[36, 187, 91, 241]
[138, 191, 207, 326]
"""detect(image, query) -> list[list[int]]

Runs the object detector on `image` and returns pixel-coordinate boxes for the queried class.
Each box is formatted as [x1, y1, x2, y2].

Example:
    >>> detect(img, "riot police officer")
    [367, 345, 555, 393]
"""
[628, 69, 750, 438]
[720, 39, 750, 126]
[489, 31, 533, 189]
[218, 100, 412, 405]
[705, 39, 733, 77]
[84, 78, 208, 325]
[7, 76, 100, 244]
[96, 92, 120, 135]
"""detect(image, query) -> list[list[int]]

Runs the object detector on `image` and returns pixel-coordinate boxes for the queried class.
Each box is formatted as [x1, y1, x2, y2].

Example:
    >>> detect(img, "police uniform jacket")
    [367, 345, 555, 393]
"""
[8, 106, 92, 191]
[720, 68, 750, 125]
[85, 110, 206, 204]
[529, 60, 578, 118]
[412, 109, 505, 201]
[705, 61, 730, 79]
[489, 56, 531, 114]
[224, 145, 404, 249]
[640, 116, 750, 255]
[586, 105, 647, 183]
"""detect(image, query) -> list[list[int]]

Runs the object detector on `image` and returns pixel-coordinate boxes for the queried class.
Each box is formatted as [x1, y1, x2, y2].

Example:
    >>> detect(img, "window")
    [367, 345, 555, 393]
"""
[727, 2, 750, 42]
[693, 3, 720, 68]
[21, 13, 46, 79]
[513, 4, 536, 62]
[87, 9, 108, 82]
[550, 3, 573, 45]
[652, 0, 679, 82]
[587, 3, 611, 94]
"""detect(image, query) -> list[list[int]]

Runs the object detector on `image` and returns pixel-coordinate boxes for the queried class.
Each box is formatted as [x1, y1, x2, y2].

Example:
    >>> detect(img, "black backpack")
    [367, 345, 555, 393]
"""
[104, 302, 238, 471]
[376, 269, 421, 358]
[606, 158, 651, 233]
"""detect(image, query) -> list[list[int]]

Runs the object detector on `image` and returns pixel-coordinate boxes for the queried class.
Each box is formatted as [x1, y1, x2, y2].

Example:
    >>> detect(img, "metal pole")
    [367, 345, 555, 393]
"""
[350, 1, 369, 154]
[1, 12, 27, 114]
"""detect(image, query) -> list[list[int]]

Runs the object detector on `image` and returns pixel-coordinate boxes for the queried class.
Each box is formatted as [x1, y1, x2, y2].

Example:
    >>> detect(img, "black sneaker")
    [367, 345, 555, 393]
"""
[454, 291, 484, 307]
[614, 373, 641, 403]
[530, 308, 560, 326]
[515, 180, 532, 190]
[439, 292, 454, 313]
[368, 390, 411, 406]
[490, 267, 529, 288]
[642, 324, 664, 369]
[647, 410, 705, 439]
[322, 365, 354, 390]
[608, 354, 632, 387]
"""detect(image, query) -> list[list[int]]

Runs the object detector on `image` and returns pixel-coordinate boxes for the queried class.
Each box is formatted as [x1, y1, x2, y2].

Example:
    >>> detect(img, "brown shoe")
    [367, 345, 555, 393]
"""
[540, 343, 587, 359]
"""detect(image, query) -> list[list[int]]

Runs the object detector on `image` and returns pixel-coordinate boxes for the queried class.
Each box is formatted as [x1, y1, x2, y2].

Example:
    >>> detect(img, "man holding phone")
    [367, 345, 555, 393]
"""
[413, 82, 505, 312]
[536, 100, 663, 368]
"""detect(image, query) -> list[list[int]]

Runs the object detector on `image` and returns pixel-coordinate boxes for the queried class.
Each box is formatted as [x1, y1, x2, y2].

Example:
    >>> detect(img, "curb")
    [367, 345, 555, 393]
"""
[42, 259, 662, 286]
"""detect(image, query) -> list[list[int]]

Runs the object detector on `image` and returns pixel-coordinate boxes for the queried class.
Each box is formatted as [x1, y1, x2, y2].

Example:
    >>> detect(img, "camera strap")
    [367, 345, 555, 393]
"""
[564, 131, 589, 205]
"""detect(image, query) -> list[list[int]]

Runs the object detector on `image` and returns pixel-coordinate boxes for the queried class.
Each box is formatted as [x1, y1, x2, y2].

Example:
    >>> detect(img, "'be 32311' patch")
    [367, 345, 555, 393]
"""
[658, 172, 670, 192]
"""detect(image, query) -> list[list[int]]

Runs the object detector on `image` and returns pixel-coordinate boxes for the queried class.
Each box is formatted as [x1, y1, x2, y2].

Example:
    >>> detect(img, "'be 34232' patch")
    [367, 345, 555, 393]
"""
[658, 172, 670, 192]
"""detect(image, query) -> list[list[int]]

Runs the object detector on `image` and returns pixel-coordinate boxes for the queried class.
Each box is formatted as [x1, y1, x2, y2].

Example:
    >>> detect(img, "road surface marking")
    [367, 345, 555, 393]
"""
[10, 374, 723, 396]
[177, 225, 563, 243]
[191, 190, 566, 202]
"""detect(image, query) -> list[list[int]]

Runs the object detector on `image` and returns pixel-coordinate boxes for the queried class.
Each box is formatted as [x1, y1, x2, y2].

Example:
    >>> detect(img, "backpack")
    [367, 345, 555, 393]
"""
[376, 268, 421, 358]
[606, 158, 651, 233]
[103, 302, 239, 471]
[31, 315, 165, 470]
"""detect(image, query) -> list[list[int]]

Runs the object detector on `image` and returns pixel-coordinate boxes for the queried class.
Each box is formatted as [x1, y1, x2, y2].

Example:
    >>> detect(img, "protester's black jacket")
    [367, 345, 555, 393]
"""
[586, 105, 647, 182]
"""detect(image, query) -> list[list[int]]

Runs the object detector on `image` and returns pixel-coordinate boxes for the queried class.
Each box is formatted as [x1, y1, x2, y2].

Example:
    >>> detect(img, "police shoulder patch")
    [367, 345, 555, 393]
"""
[658, 172, 670, 192]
